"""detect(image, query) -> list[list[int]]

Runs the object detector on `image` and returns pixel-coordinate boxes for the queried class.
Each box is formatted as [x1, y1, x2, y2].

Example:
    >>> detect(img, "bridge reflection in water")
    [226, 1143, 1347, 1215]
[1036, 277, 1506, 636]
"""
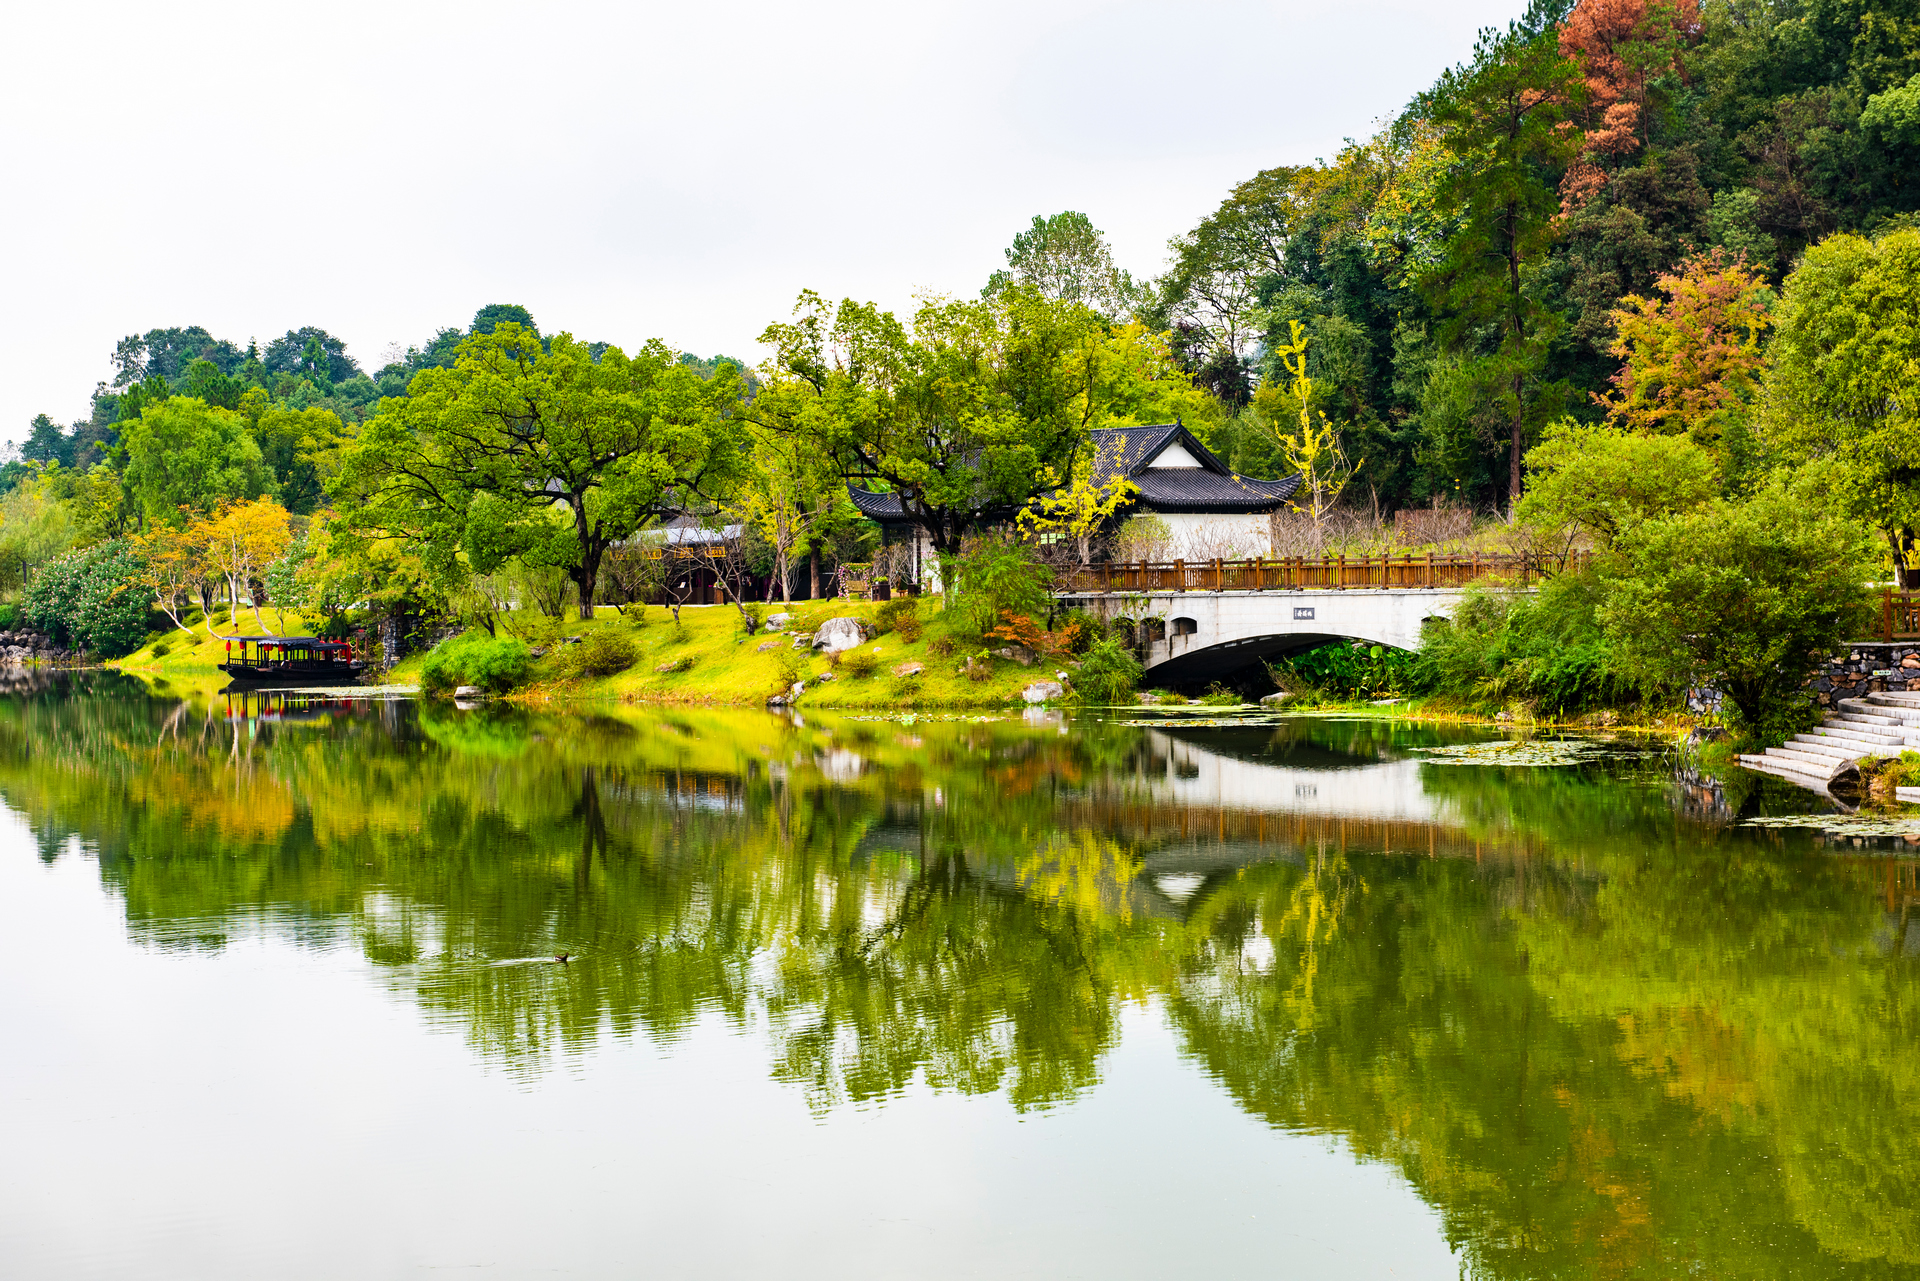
[3, 682, 1918, 1279]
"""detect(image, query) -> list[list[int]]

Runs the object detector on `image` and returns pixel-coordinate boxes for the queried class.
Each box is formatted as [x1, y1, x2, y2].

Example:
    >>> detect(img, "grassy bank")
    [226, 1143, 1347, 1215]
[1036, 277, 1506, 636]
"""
[110, 599, 1073, 709]
[491, 600, 1072, 708]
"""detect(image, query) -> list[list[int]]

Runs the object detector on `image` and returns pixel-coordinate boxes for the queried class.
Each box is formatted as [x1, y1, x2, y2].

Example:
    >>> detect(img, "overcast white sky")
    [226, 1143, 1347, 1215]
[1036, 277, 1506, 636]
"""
[0, 0, 1524, 442]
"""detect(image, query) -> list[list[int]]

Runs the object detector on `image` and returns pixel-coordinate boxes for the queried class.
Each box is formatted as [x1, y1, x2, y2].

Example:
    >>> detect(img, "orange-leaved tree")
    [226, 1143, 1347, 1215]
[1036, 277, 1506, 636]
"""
[131, 512, 210, 633]
[1597, 248, 1771, 457]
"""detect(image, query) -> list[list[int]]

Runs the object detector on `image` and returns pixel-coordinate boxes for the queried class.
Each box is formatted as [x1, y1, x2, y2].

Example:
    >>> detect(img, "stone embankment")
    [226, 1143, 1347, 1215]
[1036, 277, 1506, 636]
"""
[0, 630, 79, 665]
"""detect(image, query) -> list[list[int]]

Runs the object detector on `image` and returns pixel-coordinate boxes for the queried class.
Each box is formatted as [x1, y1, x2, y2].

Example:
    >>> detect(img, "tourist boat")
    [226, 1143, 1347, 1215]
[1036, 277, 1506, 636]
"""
[217, 635, 365, 686]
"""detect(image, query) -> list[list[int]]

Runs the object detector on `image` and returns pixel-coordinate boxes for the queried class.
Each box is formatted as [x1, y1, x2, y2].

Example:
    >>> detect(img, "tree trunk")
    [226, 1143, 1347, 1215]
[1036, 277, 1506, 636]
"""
[1893, 528, 1920, 590]
[574, 541, 603, 620]
[1509, 371, 1525, 516]
[809, 550, 820, 600]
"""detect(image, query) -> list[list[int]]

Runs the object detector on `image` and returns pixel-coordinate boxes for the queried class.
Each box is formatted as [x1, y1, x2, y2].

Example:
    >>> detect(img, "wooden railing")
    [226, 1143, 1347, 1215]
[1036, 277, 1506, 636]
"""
[1059, 551, 1588, 594]
[1883, 588, 1920, 641]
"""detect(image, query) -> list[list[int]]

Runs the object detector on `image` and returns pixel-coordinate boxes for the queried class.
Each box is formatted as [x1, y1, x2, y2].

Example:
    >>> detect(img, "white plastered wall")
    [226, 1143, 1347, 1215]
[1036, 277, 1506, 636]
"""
[1155, 511, 1272, 561]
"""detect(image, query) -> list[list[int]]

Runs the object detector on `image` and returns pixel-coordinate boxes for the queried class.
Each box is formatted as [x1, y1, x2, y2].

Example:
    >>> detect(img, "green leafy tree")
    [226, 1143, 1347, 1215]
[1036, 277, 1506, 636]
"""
[120, 397, 277, 522]
[758, 288, 1175, 582]
[20, 414, 71, 467]
[334, 323, 746, 618]
[983, 212, 1139, 321]
[1601, 477, 1875, 744]
[1515, 419, 1719, 550]
[1419, 22, 1584, 508]
[1763, 227, 1920, 586]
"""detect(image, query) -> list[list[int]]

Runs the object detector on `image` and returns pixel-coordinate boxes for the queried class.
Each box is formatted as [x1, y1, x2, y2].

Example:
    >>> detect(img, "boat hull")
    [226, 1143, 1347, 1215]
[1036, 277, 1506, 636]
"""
[217, 663, 367, 687]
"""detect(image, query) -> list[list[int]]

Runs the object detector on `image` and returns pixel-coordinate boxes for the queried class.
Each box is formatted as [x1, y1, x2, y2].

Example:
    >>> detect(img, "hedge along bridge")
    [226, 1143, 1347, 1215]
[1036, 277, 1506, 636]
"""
[1055, 551, 1592, 680]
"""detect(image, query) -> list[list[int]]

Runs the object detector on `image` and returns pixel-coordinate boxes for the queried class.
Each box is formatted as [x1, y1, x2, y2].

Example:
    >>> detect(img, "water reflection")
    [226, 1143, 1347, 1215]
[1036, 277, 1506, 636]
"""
[3, 675, 1919, 1277]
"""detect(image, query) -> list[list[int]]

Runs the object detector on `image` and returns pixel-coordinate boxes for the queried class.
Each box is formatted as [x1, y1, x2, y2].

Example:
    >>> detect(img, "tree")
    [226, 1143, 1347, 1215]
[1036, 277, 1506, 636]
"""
[983, 212, 1138, 321]
[1420, 22, 1585, 510]
[196, 499, 293, 634]
[1599, 248, 1771, 464]
[1557, 0, 1703, 211]
[240, 392, 343, 515]
[471, 303, 537, 336]
[1516, 419, 1718, 549]
[1254, 320, 1363, 551]
[734, 423, 839, 603]
[20, 540, 151, 656]
[21, 415, 70, 467]
[1763, 228, 1920, 586]
[121, 397, 277, 523]
[334, 323, 745, 618]
[263, 327, 359, 385]
[757, 288, 1178, 586]
[1602, 478, 1875, 745]
[131, 518, 209, 632]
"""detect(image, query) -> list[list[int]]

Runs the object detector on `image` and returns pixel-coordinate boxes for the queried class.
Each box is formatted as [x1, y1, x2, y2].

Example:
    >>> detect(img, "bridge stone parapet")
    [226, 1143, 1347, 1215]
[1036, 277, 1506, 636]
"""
[1059, 587, 1469, 679]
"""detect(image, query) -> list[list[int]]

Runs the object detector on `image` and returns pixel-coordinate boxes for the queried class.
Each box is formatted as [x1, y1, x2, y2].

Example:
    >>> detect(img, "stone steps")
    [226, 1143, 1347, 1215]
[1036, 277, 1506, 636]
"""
[1739, 753, 1850, 790]
[1798, 725, 1908, 750]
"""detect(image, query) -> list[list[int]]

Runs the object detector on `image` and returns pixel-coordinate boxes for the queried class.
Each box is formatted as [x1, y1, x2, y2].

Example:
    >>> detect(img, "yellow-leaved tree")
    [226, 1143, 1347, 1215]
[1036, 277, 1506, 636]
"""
[196, 499, 293, 635]
[1255, 320, 1363, 553]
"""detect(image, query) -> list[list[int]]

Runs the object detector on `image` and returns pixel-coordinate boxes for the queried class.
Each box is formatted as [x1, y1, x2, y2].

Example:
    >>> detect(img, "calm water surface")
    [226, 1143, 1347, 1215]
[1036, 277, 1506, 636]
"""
[1, 675, 1916, 1279]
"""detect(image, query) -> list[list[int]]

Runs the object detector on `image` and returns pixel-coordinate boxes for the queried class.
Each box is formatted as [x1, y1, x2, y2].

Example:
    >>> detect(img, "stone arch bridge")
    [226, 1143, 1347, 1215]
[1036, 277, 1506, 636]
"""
[1056, 553, 1561, 680]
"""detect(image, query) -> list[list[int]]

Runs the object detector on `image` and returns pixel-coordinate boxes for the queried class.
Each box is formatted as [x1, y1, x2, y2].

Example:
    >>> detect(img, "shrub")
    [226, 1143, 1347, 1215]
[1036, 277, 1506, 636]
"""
[655, 655, 697, 674]
[1408, 574, 1638, 715]
[838, 649, 880, 679]
[875, 597, 919, 636]
[557, 629, 638, 678]
[0, 602, 18, 630]
[773, 649, 804, 692]
[1198, 684, 1241, 707]
[150, 640, 172, 659]
[1074, 637, 1143, 705]
[927, 635, 954, 657]
[21, 540, 151, 656]
[949, 535, 1052, 639]
[419, 632, 534, 696]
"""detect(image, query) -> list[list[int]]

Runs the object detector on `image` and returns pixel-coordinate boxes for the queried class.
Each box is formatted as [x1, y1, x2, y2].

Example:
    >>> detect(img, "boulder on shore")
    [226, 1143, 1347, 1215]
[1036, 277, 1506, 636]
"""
[812, 617, 870, 653]
[1022, 680, 1065, 704]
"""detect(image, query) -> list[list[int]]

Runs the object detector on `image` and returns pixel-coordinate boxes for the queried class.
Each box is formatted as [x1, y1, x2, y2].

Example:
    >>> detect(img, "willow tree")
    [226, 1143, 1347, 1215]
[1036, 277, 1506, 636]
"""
[332, 323, 746, 617]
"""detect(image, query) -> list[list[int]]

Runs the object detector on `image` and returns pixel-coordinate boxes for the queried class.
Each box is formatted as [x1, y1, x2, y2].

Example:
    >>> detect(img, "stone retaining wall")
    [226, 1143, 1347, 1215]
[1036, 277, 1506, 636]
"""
[1808, 642, 1920, 707]
[1686, 641, 1920, 717]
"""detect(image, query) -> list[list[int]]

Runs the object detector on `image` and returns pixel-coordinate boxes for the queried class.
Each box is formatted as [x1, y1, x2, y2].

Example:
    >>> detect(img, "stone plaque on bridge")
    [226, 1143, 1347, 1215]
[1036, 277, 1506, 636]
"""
[1293, 607, 1315, 620]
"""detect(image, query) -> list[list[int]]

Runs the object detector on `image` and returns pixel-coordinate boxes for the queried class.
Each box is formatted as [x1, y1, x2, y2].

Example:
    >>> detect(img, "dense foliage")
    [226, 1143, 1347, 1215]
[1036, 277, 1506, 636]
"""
[21, 541, 151, 656]
[419, 632, 535, 696]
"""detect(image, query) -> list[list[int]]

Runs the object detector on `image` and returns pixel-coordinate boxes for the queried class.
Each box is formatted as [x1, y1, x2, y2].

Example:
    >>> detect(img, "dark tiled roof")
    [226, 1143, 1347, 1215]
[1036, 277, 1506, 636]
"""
[848, 486, 908, 519]
[1132, 468, 1301, 511]
[847, 423, 1300, 521]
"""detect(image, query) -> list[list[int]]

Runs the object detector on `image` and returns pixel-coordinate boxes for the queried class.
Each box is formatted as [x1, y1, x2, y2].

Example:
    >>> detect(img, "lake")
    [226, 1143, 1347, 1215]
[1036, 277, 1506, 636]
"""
[1, 674, 1917, 1279]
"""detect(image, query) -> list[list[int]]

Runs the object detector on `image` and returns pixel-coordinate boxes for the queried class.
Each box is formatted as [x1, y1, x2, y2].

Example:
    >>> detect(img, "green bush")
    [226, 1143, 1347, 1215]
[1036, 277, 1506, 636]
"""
[557, 629, 638, 678]
[838, 650, 880, 679]
[1408, 573, 1640, 715]
[1074, 637, 1143, 705]
[419, 632, 534, 696]
[0, 602, 19, 630]
[150, 640, 172, 659]
[21, 541, 152, 656]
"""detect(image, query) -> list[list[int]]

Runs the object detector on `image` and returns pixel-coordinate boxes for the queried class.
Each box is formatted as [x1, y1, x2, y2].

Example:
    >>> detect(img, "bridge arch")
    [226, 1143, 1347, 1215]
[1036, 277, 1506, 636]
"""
[1062, 588, 1463, 680]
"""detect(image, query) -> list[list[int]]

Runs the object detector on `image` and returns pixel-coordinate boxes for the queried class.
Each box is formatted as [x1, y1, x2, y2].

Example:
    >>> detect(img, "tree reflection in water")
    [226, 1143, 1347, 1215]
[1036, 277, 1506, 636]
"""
[3, 674, 1918, 1277]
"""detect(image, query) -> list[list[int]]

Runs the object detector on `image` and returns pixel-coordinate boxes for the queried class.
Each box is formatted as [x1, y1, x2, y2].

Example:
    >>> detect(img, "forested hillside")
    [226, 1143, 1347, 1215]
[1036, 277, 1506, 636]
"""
[1139, 0, 1920, 510]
